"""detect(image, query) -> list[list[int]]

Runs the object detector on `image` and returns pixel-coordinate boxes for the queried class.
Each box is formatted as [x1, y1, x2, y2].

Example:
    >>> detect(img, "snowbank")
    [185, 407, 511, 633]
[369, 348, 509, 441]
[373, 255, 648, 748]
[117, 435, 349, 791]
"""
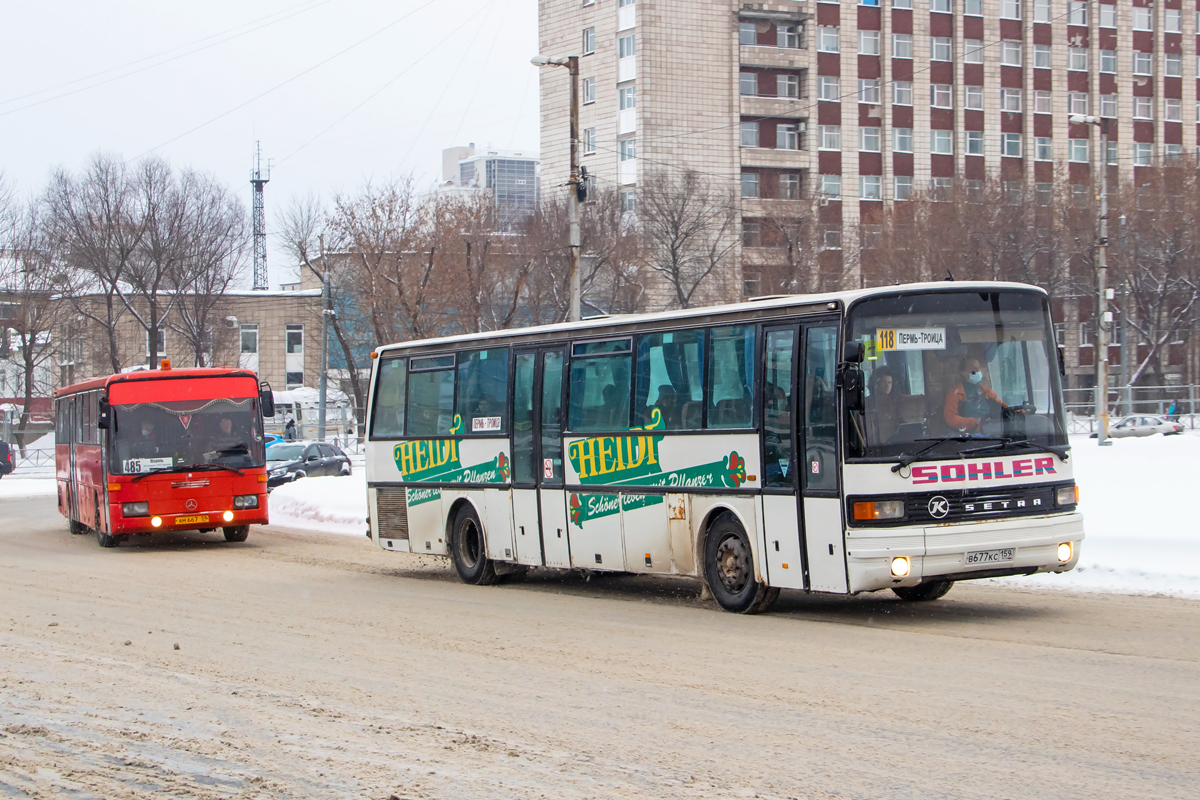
[267, 473, 367, 537]
[0, 476, 57, 499]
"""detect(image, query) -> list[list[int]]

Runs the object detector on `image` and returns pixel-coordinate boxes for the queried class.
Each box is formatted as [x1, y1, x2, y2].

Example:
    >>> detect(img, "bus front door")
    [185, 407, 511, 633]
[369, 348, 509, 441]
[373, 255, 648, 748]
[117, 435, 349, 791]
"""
[510, 347, 571, 568]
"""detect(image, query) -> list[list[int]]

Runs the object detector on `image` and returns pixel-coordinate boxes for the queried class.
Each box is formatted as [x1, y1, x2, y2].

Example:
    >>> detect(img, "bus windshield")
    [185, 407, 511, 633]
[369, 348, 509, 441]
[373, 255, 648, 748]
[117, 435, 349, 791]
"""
[109, 396, 265, 474]
[844, 290, 1067, 461]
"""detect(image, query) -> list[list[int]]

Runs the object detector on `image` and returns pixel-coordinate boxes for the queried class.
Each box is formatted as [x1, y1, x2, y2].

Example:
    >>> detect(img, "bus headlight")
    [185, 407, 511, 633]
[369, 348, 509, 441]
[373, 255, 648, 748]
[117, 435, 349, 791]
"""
[890, 556, 911, 577]
[233, 495, 259, 509]
[122, 502, 150, 517]
[1057, 542, 1073, 562]
[223, 511, 235, 522]
[853, 500, 905, 521]
[1056, 486, 1078, 507]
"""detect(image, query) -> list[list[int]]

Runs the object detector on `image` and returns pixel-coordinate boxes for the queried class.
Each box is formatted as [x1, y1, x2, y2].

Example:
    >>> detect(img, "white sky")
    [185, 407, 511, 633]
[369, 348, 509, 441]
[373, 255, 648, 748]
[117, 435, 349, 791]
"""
[0, 0, 541, 287]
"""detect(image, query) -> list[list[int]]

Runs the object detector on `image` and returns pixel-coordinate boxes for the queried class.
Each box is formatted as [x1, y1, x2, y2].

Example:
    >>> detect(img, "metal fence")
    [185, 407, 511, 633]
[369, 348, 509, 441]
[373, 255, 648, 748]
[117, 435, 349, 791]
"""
[1064, 384, 1200, 434]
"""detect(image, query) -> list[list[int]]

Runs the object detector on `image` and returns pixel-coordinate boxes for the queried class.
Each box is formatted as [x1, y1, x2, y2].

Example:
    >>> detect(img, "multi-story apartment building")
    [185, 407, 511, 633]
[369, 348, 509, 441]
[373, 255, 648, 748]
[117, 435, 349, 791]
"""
[539, 0, 1200, 306]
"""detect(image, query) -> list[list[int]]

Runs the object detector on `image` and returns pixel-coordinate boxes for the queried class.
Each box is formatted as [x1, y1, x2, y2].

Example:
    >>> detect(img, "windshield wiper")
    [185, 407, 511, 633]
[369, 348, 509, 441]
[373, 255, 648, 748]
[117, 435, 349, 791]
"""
[131, 462, 245, 482]
[890, 436, 1007, 473]
[960, 438, 1070, 461]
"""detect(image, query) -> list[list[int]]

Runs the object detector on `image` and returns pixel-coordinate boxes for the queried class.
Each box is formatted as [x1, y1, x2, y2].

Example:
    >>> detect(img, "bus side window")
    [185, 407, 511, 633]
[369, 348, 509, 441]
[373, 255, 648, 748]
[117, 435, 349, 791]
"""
[568, 341, 631, 433]
[803, 326, 839, 493]
[370, 357, 407, 438]
[456, 348, 510, 434]
[707, 325, 755, 429]
[633, 330, 704, 430]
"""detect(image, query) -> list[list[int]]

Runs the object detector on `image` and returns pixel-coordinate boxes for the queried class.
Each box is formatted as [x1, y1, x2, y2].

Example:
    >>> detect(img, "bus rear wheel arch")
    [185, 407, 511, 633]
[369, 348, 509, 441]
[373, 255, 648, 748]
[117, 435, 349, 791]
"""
[449, 503, 498, 586]
[703, 512, 778, 614]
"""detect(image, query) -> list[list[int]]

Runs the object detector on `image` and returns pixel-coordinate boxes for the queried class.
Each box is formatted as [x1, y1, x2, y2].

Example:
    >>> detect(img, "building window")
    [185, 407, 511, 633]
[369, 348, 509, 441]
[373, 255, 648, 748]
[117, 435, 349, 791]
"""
[1099, 50, 1116, 73]
[1133, 142, 1153, 166]
[861, 224, 883, 249]
[1068, 48, 1088, 72]
[1165, 143, 1183, 160]
[1034, 90, 1051, 114]
[740, 72, 758, 96]
[930, 129, 952, 155]
[819, 125, 841, 150]
[964, 40, 983, 64]
[1004, 181, 1023, 205]
[1133, 51, 1152, 75]
[1166, 7, 1182, 33]
[620, 85, 636, 109]
[1036, 182, 1053, 205]
[240, 324, 258, 354]
[1165, 53, 1182, 78]
[893, 33, 913, 59]
[858, 78, 880, 104]
[1001, 87, 1023, 112]
[860, 126, 881, 152]
[1099, 3, 1116, 28]
[1068, 139, 1089, 162]
[818, 27, 840, 53]
[1100, 94, 1117, 118]
[893, 127, 913, 153]
[1068, 1, 1088, 25]
[821, 227, 842, 249]
[1165, 97, 1182, 122]
[931, 37, 952, 62]
[582, 27, 596, 55]
[1001, 132, 1023, 157]
[818, 76, 840, 101]
[740, 172, 760, 197]
[778, 24, 801, 48]
[930, 83, 952, 108]
[931, 177, 952, 201]
[965, 130, 984, 155]
[739, 22, 757, 46]
[965, 85, 983, 110]
[1033, 0, 1050, 23]
[931, 0, 951, 12]
[583, 127, 596, 154]
[860, 175, 882, 200]
[1001, 0, 1021, 20]
[1034, 44, 1052, 69]
[1132, 7, 1152, 31]
[859, 29, 880, 55]
[894, 175, 913, 200]
[964, 0, 982, 15]
[618, 138, 636, 160]
[145, 328, 166, 358]
[778, 74, 800, 98]
[777, 124, 800, 150]
[892, 81, 913, 105]
[1106, 141, 1117, 165]
[1001, 40, 1022, 67]
[1068, 92, 1088, 115]
[780, 173, 801, 199]
[893, 0, 911, 7]
[618, 34, 636, 58]
[742, 221, 762, 247]
[582, 77, 596, 104]
[820, 174, 841, 198]
[740, 121, 760, 147]
[1133, 96, 1152, 119]
[1035, 136, 1052, 161]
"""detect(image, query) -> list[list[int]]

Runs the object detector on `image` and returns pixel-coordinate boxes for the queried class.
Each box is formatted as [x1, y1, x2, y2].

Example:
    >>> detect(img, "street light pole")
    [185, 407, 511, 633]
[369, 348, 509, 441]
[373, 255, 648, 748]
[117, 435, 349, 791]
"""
[533, 53, 582, 322]
[317, 234, 330, 442]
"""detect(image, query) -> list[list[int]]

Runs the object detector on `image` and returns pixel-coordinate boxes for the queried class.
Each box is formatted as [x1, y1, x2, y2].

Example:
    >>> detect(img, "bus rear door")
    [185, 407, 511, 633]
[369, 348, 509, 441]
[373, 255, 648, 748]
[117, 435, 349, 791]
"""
[511, 347, 571, 568]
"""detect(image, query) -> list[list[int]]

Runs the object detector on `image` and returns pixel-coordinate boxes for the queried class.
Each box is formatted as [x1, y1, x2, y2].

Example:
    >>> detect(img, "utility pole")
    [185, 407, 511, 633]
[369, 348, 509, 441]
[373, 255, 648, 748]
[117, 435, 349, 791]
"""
[317, 234, 330, 441]
[250, 142, 271, 291]
[1072, 114, 1112, 445]
[532, 53, 582, 322]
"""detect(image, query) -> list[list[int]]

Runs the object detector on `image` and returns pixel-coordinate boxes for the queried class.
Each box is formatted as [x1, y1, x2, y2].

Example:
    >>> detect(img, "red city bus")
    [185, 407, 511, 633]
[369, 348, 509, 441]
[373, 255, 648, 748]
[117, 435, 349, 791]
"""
[55, 363, 274, 547]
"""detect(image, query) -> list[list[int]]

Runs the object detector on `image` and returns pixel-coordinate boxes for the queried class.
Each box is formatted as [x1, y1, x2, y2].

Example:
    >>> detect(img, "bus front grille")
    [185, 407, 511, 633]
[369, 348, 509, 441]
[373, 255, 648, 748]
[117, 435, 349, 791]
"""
[376, 487, 410, 540]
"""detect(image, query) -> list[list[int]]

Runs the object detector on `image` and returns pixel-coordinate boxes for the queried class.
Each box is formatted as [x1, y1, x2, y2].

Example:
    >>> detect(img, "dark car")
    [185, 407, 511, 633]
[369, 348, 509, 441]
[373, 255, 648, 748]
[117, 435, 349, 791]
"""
[266, 440, 351, 489]
[0, 440, 12, 478]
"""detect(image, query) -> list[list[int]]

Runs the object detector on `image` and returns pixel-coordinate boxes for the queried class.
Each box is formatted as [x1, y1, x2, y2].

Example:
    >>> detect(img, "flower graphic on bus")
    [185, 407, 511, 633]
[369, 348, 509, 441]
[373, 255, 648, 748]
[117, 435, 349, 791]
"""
[496, 452, 510, 482]
[569, 493, 582, 526]
[725, 451, 747, 488]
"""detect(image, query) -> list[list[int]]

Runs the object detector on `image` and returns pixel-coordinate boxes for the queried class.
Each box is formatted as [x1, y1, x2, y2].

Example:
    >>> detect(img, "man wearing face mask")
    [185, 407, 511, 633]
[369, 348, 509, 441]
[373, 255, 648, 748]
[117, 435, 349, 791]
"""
[943, 357, 1008, 433]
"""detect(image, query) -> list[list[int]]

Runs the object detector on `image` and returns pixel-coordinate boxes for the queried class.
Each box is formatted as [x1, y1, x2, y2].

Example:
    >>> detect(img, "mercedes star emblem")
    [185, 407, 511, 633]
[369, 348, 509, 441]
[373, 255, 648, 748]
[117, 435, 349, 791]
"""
[927, 496, 950, 519]
[185, 498, 198, 512]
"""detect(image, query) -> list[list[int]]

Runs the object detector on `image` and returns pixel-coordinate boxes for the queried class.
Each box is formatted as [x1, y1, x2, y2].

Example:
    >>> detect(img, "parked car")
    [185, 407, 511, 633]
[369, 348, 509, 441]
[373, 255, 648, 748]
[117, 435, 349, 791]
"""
[266, 440, 351, 488]
[263, 433, 284, 447]
[1090, 415, 1186, 438]
[0, 439, 12, 478]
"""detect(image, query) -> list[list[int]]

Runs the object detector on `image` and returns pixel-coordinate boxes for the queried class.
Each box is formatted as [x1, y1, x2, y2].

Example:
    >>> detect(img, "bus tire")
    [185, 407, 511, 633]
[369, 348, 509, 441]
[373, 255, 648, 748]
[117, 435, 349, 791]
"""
[223, 525, 250, 543]
[96, 526, 119, 548]
[450, 505, 498, 586]
[704, 513, 777, 614]
[892, 580, 954, 602]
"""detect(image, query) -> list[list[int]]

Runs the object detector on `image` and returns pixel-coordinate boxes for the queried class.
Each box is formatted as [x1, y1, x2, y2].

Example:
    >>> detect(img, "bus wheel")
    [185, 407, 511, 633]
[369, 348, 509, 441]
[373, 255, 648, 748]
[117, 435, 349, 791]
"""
[69, 519, 88, 535]
[704, 514, 778, 614]
[450, 505, 498, 586]
[96, 526, 119, 548]
[223, 525, 250, 543]
[893, 580, 954, 602]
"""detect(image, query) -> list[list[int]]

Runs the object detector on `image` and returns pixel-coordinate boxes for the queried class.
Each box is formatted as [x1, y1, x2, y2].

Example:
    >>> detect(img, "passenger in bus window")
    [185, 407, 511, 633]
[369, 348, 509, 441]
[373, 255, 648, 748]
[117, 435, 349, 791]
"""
[944, 357, 1016, 433]
[866, 366, 900, 443]
[652, 385, 679, 429]
[122, 418, 164, 461]
[207, 416, 248, 459]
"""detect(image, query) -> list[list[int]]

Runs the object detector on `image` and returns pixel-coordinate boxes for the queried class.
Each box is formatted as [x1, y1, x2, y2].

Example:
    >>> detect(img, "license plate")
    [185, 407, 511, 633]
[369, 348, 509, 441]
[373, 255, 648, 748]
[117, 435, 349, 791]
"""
[965, 548, 1015, 565]
[174, 515, 209, 525]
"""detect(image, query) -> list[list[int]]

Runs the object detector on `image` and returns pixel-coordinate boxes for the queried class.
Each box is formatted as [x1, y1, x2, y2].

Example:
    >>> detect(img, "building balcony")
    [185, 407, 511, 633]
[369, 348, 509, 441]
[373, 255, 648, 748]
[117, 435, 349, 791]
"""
[740, 95, 808, 119]
[619, 107, 636, 135]
[618, 55, 636, 83]
[740, 147, 811, 170]
[619, 159, 638, 185]
[739, 197, 811, 218]
[739, 45, 808, 70]
[618, 3, 635, 31]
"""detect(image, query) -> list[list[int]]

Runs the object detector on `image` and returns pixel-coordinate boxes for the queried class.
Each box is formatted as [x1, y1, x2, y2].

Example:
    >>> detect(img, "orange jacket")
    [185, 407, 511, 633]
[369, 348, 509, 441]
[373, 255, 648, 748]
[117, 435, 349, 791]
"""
[944, 382, 1004, 432]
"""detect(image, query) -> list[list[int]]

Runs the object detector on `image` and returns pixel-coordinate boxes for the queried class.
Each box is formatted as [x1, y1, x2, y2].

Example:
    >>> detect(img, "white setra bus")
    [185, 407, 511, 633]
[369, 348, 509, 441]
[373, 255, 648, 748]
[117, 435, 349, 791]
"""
[363, 282, 1082, 613]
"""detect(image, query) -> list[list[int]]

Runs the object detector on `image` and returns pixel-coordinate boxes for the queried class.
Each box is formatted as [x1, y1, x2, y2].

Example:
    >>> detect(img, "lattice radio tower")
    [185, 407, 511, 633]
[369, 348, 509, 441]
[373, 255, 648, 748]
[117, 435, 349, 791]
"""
[250, 142, 271, 291]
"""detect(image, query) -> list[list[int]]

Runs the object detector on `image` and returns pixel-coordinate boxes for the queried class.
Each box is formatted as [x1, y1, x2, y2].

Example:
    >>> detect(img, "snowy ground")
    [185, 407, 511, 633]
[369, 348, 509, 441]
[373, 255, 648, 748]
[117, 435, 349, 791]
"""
[267, 470, 368, 538]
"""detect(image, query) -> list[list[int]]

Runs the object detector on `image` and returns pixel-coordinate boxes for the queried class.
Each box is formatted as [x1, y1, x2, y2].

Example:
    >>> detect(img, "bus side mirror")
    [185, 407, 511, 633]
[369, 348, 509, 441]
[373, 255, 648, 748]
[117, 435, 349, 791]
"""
[837, 363, 865, 412]
[843, 341, 865, 363]
[98, 397, 111, 430]
[259, 382, 275, 417]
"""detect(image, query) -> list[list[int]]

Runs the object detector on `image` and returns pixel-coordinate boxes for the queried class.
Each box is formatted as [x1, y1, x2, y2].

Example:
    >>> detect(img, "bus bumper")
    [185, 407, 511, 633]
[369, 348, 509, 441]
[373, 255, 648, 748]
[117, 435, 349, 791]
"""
[109, 501, 269, 535]
[845, 512, 1084, 594]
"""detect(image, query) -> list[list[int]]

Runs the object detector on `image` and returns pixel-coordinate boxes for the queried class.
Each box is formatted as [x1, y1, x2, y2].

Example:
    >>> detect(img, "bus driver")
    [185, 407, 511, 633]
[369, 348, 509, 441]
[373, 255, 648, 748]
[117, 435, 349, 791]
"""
[943, 357, 1016, 434]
